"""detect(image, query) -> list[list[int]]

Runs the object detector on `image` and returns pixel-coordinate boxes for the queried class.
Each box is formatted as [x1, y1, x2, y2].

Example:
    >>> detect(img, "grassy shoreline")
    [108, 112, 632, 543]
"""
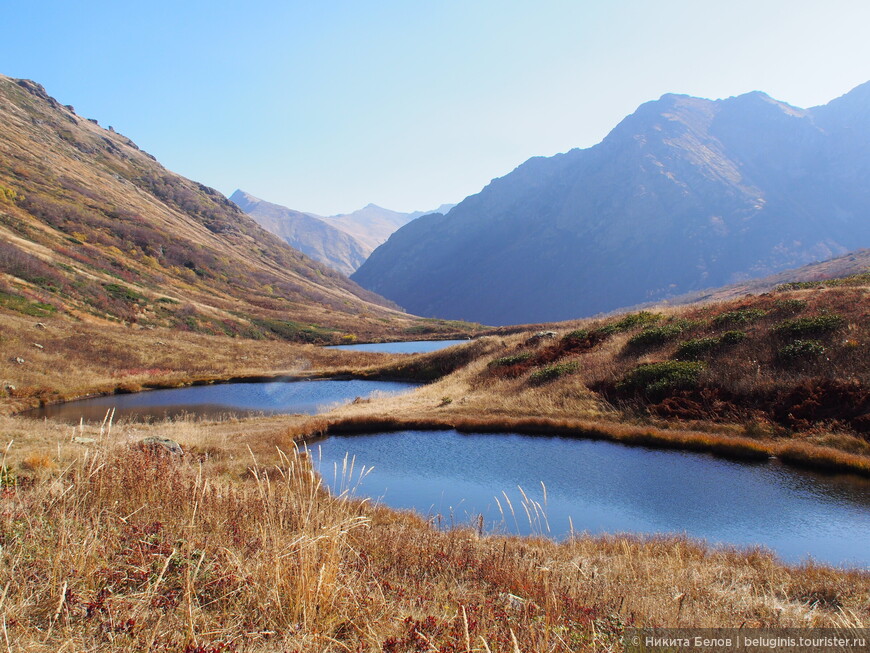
[0, 413, 867, 651]
[10, 363, 870, 478]
[317, 414, 870, 478]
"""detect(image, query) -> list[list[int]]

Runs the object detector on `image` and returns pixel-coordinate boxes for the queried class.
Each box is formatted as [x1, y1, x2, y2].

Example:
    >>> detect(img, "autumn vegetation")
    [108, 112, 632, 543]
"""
[1, 275, 868, 650]
[1, 413, 867, 652]
[1, 73, 869, 650]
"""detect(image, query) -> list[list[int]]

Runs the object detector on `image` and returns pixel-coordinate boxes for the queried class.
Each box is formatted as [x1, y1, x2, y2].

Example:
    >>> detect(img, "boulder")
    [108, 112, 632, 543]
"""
[139, 436, 183, 456]
[525, 331, 557, 345]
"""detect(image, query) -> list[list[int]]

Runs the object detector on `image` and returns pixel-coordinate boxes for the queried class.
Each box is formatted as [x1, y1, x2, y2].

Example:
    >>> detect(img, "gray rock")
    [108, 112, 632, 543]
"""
[139, 436, 183, 456]
[526, 331, 557, 345]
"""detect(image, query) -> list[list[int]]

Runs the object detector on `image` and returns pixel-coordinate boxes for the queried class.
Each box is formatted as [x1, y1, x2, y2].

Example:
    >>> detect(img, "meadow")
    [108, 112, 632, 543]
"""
[1, 275, 869, 650]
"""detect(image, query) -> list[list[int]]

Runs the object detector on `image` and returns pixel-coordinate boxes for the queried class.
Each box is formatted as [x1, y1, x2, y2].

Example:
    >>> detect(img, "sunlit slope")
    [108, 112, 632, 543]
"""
[0, 75, 425, 342]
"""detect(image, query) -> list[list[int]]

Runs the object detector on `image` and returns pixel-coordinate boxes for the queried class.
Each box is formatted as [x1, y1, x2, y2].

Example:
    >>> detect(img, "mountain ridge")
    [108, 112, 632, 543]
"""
[232, 189, 454, 272]
[229, 190, 369, 276]
[353, 83, 870, 325]
[0, 74, 419, 342]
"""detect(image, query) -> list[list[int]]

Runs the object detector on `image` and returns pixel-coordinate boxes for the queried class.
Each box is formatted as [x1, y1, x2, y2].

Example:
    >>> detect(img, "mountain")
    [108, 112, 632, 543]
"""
[0, 74, 415, 342]
[232, 191, 454, 273]
[353, 83, 870, 326]
[320, 202, 455, 253]
[230, 190, 368, 276]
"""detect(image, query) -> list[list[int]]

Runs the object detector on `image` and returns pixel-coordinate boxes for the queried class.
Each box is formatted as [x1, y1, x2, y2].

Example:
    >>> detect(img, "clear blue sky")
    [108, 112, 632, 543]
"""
[3, 1, 869, 215]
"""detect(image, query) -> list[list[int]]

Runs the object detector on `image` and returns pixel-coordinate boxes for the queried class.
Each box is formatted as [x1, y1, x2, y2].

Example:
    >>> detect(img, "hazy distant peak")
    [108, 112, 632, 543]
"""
[719, 90, 807, 118]
[811, 79, 870, 111]
[230, 189, 369, 275]
[656, 92, 695, 103]
[229, 189, 261, 204]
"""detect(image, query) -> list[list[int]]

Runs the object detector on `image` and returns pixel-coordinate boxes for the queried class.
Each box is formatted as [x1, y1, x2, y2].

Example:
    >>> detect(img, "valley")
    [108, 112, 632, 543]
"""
[1, 71, 868, 651]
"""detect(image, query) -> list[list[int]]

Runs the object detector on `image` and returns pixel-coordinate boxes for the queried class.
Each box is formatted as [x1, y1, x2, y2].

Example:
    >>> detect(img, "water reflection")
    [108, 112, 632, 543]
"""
[25, 379, 417, 423]
[313, 430, 870, 567]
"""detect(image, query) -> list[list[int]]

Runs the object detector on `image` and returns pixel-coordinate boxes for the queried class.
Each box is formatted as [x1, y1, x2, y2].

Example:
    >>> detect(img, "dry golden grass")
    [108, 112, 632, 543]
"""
[1, 417, 867, 652]
[0, 271, 867, 649]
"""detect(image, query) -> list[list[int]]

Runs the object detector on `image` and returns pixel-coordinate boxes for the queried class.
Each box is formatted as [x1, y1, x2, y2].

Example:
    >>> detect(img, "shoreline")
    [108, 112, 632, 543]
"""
[6, 371, 870, 479]
[315, 414, 870, 479]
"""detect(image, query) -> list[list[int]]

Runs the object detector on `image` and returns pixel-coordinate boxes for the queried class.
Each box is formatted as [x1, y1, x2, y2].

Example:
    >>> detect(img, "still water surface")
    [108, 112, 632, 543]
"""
[313, 430, 870, 567]
[26, 379, 416, 423]
[327, 339, 469, 353]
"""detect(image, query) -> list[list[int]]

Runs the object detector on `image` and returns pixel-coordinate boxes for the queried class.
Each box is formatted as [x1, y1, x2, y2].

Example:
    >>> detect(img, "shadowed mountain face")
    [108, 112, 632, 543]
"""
[353, 83, 870, 326]
[0, 75, 409, 342]
[230, 190, 369, 276]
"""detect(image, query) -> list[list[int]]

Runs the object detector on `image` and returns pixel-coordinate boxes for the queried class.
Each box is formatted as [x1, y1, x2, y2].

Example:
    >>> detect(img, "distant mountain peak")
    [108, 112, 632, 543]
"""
[230, 190, 369, 276]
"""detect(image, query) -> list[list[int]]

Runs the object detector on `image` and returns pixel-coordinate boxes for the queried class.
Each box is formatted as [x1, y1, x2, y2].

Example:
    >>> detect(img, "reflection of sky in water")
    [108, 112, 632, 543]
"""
[327, 339, 469, 353]
[27, 380, 416, 423]
[313, 431, 870, 568]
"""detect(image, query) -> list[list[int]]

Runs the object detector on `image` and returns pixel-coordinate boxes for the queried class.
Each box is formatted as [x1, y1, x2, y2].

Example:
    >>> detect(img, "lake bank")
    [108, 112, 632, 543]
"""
[1, 413, 867, 651]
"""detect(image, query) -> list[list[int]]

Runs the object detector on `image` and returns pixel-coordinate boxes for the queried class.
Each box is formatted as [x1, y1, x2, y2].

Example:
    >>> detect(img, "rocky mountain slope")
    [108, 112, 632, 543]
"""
[230, 190, 369, 275]
[353, 82, 870, 325]
[0, 74, 421, 342]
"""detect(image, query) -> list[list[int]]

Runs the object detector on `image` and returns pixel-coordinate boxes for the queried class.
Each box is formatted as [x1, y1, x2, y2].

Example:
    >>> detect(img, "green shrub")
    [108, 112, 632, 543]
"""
[252, 318, 336, 344]
[617, 361, 705, 398]
[674, 331, 746, 360]
[0, 291, 56, 317]
[627, 324, 684, 348]
[778, 339, 826, 362]
[103, 282, 146, 304]
[404, 324, 439, 335]
[776, 272, 870, 291]
[774, 298, 807, 314]
[599, 311, 661, 335]
[773, 314, 845, 338]
[0, 185, 19, 204]
[489, 353, 533, 368]
[720, 330, 747, 344]
[563, 329, 591, 341]
[776, 281, 823, 291]
[674, 337, 720, 360]
[529, 361, 580, 384]
[0, 465, 15, 488]
[713, 308, 767, 327]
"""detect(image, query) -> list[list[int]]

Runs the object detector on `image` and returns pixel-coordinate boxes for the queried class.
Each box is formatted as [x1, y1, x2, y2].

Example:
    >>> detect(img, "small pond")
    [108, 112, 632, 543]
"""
[25, 379, 416, 423]
[312, 430, 870, 567]
[326, 339, 470, 353]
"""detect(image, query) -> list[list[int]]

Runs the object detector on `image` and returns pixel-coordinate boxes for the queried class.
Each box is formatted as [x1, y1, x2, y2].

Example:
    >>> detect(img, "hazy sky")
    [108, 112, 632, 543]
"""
[4, 1, 869, 215]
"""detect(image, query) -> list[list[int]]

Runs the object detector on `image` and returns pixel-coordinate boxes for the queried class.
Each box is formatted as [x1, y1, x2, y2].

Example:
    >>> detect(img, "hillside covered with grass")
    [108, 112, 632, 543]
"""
[0, 75, 480, 345]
